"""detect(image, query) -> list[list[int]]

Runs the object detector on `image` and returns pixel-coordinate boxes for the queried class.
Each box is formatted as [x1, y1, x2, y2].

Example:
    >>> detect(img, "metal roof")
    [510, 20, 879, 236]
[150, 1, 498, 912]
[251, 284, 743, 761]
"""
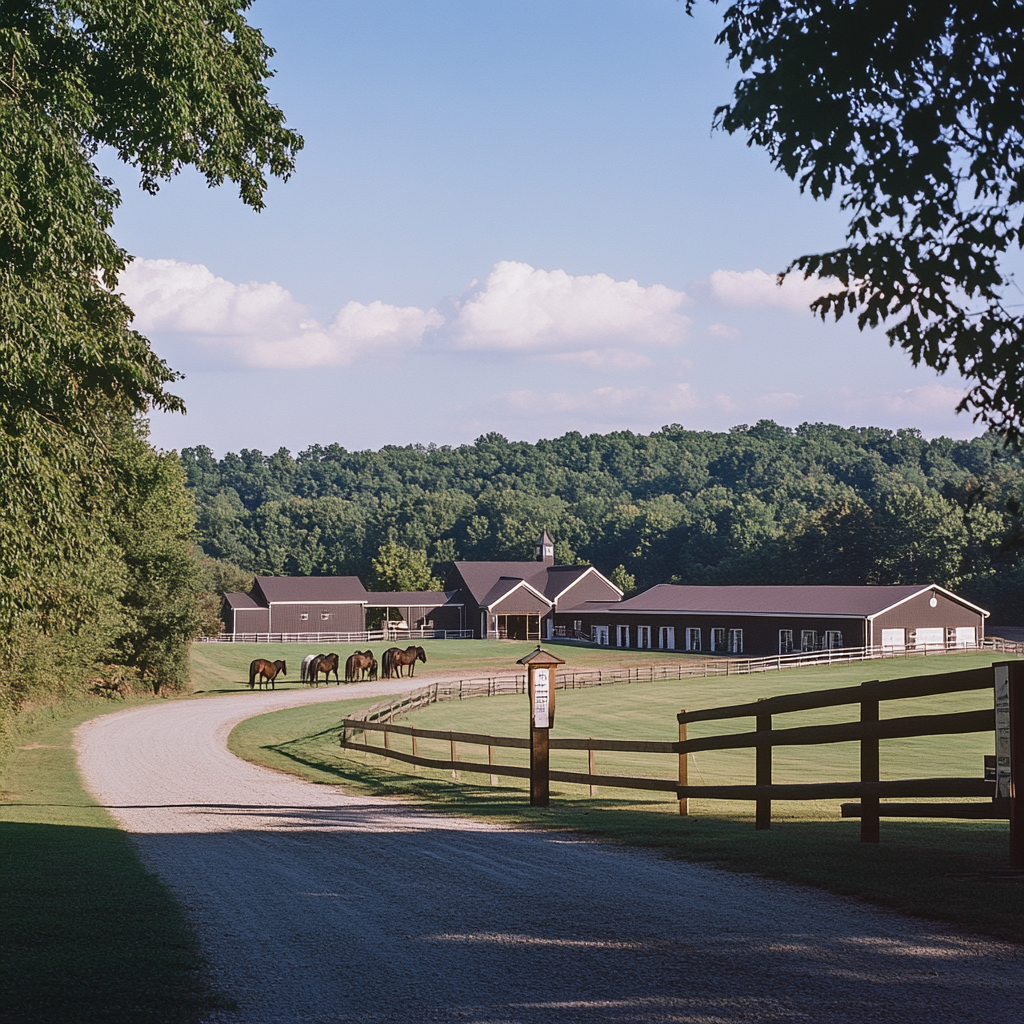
[363, 590, 461, 607]
[252, 575, 369, 604]
[222, 592, 260, 610]
[582, 583, 986, 618]
[451, 561, 599, 604]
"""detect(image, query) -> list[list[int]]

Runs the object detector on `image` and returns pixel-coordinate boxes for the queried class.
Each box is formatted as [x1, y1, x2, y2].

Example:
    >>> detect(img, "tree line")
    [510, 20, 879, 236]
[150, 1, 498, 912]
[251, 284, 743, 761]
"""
[183, 420, 1024, 625]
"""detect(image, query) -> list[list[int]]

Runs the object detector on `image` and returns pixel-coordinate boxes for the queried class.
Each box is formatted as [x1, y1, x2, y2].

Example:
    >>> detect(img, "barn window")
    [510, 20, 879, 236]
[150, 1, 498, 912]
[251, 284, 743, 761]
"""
[800, 629, 817, 652]
[711, 628, 726, 652]
[659, 626, 675, 650]
[616, 625, 630, 648]
[779, 630, 794, 654]
[686, 627, 701, 652]
[637, 625, 652, 649]
[300, 613, 309, 621]
[321, 613, 331, 621]
[727, 629, 744, 654]
[825, 630, 843, 649]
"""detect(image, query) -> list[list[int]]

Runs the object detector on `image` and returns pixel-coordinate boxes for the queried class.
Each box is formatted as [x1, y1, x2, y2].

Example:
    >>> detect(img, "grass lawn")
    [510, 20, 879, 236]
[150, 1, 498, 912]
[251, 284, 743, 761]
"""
[190, 637, 704, 691]
[0, 698, 233, 1024]
[229, 649, 1024, 944]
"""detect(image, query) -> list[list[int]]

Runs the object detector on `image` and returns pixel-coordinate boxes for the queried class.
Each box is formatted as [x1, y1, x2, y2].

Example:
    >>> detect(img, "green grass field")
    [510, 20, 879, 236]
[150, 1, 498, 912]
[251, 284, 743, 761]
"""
[190, 637, 704, 691]
[0, 698, 232, 1023]
[229, 649, 1024, 943]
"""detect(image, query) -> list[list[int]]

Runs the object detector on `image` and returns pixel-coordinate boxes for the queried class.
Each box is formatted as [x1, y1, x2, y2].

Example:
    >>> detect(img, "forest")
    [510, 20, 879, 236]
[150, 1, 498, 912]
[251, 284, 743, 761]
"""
[183, 420, 1024, 625]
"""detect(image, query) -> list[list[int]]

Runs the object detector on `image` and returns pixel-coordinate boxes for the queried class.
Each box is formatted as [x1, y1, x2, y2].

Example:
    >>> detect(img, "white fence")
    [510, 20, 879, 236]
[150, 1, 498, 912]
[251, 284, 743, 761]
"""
[197, 628, 475, 644]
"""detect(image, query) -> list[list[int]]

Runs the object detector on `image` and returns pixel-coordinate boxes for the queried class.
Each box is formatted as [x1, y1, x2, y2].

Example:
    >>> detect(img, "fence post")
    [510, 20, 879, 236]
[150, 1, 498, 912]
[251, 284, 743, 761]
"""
[860, 680, 881, 843]
[756, 702, 772, 830]
[383, 725, 391, 765]
[1008, 661, 1024, 867]
[678, 715, 688, 816]
[489, 744, 497, 786]
[588, 746, 597, 797]
[451, 737, 459, 781]
[410, 727, 418, 771]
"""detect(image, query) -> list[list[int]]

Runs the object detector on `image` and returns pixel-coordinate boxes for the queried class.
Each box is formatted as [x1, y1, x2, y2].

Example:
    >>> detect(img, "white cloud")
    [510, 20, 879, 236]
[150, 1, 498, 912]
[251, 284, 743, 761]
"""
[706, 268, 839, 312]
[450, 261, 691, 350]
[547, 348, 655, 371]
[120, 258, 441, 368]
[707, 322, 741, 339]
[505, 381, 703, 416]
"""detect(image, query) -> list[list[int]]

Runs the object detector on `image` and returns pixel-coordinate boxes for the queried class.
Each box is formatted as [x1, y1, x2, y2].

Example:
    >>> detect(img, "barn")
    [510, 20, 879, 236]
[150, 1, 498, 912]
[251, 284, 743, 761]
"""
[220, 576, 463, 636]
[444, 531, 622, 639]
[554, 583, 988, 657]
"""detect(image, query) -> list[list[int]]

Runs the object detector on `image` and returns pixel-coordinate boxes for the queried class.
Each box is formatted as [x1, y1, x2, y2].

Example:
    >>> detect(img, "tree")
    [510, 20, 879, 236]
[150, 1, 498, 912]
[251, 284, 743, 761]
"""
[370, 543, 443, 593]
[702, 2, 1024, 437]
[0, 1, 301, 634]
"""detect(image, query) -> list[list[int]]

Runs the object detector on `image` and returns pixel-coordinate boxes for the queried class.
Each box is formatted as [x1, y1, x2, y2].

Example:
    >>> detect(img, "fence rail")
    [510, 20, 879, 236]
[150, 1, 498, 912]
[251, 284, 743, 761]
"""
[197, 628, 475, 644]
[338, 661, 1021, 854]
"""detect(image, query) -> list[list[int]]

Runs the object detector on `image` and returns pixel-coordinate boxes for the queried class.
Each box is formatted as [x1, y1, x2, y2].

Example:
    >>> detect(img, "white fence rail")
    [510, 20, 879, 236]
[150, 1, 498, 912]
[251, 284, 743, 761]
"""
[197, 628, 475, 644]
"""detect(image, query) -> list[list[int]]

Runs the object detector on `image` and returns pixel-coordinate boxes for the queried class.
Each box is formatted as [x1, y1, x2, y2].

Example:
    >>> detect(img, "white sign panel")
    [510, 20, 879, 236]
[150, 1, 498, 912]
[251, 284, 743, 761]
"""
[533, 668, 550, 729]
[995, 664, 1011, 800]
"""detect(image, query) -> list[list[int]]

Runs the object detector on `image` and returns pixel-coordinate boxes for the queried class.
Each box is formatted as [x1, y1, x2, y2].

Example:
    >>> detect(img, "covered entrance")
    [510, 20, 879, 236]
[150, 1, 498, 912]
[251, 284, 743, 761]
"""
[497, 614, 541, 640]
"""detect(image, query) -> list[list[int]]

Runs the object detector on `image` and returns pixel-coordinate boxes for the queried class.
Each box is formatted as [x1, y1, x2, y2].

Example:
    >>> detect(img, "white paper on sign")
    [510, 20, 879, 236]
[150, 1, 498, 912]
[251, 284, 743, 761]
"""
[995, 665, 1011, 799]
[533, 668, 550, 729]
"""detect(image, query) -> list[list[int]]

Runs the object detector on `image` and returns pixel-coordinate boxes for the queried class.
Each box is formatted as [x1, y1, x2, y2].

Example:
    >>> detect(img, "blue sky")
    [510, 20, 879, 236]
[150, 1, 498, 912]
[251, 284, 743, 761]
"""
[106, 0, 976, 456]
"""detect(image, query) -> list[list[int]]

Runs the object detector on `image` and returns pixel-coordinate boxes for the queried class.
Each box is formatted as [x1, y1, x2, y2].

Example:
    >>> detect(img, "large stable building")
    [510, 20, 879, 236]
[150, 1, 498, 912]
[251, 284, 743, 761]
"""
[553, 583, 988, 656]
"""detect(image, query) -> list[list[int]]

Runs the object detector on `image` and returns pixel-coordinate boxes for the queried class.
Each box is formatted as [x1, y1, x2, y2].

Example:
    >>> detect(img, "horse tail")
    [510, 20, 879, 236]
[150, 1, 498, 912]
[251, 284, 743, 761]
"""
[249, 660, 257, 688]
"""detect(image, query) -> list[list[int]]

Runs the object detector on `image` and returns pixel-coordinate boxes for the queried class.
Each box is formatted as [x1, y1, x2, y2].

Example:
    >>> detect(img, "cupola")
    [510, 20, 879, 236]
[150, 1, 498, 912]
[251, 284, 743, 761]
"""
[535, 530, 555, 564]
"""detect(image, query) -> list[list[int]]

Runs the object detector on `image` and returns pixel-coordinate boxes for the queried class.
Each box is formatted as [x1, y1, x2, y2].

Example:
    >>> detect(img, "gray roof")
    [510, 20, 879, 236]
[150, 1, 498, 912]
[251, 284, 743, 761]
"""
[223, 592, 260, 610]
[451, 561, 597, 604]
[253, 575, 369, 604]
[363, 590, 460, 607]
[583, 584, 982, 618]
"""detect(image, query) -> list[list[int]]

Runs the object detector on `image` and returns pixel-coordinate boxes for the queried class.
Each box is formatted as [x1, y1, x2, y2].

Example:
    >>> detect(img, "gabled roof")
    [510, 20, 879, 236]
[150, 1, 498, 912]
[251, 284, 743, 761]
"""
[450, 560, 613, 606]
[481, 576, 551, 610]
[253, 575, 369, 604]
[223, 592, 260, 610]
[589, 584, 988, 619]
[451, 561, 549, 605]
[545, 564, 623, 602]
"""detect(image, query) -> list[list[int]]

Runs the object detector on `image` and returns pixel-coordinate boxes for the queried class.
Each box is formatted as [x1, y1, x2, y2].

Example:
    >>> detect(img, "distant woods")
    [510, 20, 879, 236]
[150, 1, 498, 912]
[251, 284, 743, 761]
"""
[184, 422, 1024, 625]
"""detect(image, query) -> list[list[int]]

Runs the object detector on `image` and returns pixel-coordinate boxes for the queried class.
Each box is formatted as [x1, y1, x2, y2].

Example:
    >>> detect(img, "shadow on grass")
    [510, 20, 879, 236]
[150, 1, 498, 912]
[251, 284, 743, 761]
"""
[258, 738, 1024, 945]
[0, 821, 235, 1024]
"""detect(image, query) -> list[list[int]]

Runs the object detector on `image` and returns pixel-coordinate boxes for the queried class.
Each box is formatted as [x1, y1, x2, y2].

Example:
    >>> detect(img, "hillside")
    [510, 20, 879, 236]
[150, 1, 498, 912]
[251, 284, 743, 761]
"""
[182, 421, 1024, 623]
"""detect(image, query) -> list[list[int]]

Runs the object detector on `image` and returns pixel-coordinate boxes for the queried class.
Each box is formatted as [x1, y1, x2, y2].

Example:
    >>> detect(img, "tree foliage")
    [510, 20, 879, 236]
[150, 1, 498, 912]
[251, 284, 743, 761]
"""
[702, 1, 1024, 436]
[184, 422, 1024, 624]
[370, 542, 443, 593]
[0, 3, 301, 728]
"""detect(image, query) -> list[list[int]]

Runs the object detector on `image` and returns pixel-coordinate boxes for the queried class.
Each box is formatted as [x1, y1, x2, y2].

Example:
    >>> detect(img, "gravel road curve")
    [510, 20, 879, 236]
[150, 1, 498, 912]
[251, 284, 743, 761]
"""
[76, 682, 1023, 1024]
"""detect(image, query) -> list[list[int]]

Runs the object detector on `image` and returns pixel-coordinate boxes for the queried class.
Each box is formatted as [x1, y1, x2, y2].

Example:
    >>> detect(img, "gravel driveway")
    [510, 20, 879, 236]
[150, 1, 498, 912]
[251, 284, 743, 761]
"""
[76, 682, 1023, 1023]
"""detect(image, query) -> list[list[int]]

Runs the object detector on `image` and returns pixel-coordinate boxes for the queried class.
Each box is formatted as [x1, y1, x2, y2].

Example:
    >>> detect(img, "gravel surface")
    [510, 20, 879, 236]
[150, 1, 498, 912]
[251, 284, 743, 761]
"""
[76, 681, 1024, 1023]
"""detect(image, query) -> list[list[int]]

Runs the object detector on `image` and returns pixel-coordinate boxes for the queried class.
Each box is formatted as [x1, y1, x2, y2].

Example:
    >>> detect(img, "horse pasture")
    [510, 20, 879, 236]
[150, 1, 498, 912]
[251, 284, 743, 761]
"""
[190, 637, 704, 691]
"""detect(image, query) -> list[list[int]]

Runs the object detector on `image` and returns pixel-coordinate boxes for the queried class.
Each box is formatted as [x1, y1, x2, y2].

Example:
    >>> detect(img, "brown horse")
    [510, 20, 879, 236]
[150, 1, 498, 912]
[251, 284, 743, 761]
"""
[345, 650, 375, 682]
[308, 653, 340, 686]
[382, 645, 426, 679]
[249, 659, 287, 690]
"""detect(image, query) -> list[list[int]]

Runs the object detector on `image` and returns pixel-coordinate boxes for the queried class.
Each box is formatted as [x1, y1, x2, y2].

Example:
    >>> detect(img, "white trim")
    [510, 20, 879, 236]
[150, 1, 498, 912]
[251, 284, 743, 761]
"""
[260, 599, 368, 606]
[865, 584, 990, 620]
[485, 578, 553, 611]
[548, 565, 624, 604]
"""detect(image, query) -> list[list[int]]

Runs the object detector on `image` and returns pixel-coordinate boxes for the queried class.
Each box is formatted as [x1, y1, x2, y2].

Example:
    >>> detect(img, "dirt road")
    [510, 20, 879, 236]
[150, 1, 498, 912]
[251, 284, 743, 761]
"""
[77, 682, 1023, 1023]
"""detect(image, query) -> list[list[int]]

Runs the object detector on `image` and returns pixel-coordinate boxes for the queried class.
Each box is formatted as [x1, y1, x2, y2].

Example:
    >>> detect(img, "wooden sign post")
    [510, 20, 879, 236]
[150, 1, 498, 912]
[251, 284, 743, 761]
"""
[518, 646, 565, 807]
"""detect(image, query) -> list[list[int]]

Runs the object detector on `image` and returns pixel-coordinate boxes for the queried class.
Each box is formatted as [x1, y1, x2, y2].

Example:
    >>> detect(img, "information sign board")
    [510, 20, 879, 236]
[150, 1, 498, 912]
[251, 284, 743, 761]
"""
[532, 668, 550, 729]
[995, 664, 1011, 800]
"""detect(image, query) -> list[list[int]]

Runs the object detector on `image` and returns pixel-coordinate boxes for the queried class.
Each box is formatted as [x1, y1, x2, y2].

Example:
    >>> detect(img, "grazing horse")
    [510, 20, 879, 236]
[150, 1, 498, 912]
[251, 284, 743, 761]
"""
[249, 659, 287, 690]
[309, 652, 340, 686]
[345, 650, 375, 683]
[300, 653, 318, 684]
[383, 645, 427, 679]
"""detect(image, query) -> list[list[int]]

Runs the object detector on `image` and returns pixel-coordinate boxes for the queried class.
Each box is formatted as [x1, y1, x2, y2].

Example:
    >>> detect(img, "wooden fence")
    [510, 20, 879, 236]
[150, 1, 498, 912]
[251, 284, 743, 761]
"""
[338, 661, 1024, 861]
[198, 628, 475, 644]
